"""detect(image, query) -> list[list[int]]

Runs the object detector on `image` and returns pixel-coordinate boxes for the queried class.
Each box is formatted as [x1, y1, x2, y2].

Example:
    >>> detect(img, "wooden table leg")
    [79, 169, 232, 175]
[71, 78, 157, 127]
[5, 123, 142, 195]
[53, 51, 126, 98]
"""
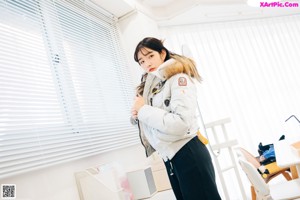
[290, 165, 299, 179]
[251, 185, 256, 200]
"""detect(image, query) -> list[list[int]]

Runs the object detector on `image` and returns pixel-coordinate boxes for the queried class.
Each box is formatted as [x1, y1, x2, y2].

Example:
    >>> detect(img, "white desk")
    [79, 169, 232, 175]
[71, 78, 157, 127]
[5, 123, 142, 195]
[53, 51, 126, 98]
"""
[274, 138, 300, 177]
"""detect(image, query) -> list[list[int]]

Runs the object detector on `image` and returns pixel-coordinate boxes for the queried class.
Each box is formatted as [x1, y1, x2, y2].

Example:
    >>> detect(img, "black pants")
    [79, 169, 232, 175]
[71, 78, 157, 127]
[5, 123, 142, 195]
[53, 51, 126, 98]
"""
[164, 137, 221, 200]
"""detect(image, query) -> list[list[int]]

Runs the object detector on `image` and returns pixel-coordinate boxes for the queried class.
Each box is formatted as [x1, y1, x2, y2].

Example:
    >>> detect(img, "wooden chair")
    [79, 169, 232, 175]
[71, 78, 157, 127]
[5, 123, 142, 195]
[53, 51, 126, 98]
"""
[236, 147, 292, 200]
[238, 158, 300, 200]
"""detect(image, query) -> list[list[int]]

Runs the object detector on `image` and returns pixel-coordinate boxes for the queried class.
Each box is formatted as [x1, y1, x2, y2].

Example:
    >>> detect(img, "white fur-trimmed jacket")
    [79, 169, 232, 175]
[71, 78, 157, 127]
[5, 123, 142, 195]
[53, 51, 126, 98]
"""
[132, 58, 199, 161]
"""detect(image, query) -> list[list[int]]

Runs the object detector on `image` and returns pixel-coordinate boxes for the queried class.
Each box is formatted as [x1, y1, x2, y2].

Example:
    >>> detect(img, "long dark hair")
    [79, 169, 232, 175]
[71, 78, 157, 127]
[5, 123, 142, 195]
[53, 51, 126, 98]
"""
[134, 37, 201, 96]
[134, 37, 170, 96]
[134, 37, 171, 63]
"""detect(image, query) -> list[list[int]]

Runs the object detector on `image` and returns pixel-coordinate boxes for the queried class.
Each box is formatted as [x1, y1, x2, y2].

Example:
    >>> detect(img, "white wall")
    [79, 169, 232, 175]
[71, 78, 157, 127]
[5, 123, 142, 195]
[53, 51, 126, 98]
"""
[0, 11, 160, 200]
[117, 11, 161, 86]
[1, 145, 152, 200]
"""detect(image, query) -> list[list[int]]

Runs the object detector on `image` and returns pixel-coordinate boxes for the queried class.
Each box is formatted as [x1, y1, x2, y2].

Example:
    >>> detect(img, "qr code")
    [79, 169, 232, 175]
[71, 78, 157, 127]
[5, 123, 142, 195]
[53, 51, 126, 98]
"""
[1, 184, 16, 199]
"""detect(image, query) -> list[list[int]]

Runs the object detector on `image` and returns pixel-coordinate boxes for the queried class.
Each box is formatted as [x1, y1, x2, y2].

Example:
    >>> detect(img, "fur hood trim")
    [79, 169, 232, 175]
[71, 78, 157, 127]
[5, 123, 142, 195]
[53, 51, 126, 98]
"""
[150, 56, 187, 81]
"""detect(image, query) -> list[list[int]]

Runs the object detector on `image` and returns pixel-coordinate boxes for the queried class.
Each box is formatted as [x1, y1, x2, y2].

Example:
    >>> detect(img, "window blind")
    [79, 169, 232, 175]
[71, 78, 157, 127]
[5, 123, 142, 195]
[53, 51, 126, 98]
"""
[0, 0, 138, 179]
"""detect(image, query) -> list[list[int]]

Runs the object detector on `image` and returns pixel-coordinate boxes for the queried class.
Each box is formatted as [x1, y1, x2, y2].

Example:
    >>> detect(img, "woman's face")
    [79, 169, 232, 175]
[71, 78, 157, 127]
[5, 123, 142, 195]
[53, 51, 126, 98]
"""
[137, 47, 166, 73]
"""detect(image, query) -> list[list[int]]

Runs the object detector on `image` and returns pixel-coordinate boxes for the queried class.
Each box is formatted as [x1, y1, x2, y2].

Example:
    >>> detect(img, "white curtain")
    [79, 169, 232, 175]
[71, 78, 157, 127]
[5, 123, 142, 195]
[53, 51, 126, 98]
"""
[160, 15, 300, 153]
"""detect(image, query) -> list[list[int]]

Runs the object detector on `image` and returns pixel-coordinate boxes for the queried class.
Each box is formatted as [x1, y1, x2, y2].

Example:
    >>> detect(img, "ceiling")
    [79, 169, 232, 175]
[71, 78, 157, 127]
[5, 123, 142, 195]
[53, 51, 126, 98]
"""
[92, 0, 300, 26]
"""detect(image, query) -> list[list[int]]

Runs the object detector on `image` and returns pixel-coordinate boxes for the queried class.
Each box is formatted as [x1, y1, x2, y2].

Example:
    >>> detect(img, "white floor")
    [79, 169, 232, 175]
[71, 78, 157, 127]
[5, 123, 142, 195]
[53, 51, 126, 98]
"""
[148, 189, 176, 200]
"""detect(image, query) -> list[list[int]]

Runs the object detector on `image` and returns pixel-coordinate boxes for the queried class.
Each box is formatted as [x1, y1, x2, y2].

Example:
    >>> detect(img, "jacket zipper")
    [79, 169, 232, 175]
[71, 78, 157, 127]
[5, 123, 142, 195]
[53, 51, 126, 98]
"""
[137, 120, 148, 156]
[169, 160, 174, 176]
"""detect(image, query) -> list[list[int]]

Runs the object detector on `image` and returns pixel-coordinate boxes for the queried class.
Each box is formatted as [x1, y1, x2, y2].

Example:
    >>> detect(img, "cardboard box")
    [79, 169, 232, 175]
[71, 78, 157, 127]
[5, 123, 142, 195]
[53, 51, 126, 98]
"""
[150, 159, 172, 192]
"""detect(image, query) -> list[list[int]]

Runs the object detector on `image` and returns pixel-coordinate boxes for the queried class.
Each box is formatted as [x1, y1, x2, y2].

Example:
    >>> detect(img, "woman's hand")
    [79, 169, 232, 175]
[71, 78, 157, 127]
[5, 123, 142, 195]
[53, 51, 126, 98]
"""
[131, 109, 138, 120]
[131, 95, 145, 119]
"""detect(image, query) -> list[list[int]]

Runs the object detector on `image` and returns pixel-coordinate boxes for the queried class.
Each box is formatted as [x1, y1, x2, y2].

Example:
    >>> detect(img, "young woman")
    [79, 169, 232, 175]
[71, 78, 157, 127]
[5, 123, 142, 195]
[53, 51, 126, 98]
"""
[131, 37, 221, 200]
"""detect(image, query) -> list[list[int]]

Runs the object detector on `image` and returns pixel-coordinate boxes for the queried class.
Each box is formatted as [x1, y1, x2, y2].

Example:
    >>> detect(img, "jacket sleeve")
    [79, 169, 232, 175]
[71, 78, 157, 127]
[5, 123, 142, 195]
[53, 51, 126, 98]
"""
[137, 73, 197, 136]
[130, 116, 138, 125]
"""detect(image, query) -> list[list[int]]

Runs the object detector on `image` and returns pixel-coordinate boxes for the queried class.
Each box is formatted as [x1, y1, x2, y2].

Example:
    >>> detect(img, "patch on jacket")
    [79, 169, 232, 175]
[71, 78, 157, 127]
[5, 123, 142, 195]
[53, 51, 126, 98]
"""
[178, 77, 187, 86]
